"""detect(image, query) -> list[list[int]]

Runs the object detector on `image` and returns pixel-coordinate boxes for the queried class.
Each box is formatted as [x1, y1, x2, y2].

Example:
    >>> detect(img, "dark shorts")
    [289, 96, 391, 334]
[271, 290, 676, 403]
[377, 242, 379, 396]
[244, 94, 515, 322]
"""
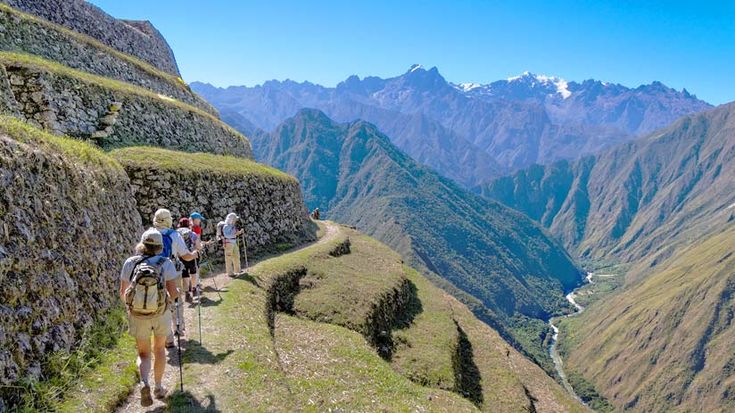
[181, 258, 198, 278]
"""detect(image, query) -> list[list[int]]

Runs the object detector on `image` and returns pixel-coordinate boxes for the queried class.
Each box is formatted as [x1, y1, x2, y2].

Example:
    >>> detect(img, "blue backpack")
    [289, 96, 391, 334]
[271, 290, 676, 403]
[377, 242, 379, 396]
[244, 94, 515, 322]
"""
[160, 228, 175, 260]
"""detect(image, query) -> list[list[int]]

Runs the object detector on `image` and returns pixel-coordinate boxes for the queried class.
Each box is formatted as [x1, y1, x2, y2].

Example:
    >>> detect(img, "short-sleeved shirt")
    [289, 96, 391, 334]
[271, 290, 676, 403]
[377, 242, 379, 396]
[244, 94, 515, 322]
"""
[120, 255, 178, 283]
[161, 228, 191, 258]
[222, 223, 238, 241]
[192, 225, 202, 237]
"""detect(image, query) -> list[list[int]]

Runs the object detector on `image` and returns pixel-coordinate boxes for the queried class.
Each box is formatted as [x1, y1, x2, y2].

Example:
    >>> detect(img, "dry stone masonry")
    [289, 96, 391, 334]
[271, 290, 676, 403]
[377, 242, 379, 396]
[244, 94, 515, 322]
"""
[115, 149, 316, 257]
[0, 119, 139, 397]
[0, 4, 216, 115]
[0, 61, 253, 158]
[0, 0, 181, 75]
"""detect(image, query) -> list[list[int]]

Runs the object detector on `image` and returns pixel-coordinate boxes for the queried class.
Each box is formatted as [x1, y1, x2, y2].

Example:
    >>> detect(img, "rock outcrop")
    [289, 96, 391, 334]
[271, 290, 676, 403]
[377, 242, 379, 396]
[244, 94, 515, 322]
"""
[0, 0, 180, 75]
[0, 117, 139, 396]
[112, 147, 316, 256]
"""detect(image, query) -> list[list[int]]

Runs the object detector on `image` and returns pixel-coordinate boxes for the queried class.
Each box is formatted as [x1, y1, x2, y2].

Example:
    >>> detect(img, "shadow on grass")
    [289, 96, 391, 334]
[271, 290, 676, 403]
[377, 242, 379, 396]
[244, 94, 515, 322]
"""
[453, 321, 483, 407]
[184, 341, 235, 365]
[163, 390, 220, 412]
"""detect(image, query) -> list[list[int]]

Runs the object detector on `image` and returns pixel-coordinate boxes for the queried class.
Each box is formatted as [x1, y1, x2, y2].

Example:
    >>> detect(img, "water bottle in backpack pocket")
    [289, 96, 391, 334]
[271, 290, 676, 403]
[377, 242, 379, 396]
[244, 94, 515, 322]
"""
[125, 256, 167, 318]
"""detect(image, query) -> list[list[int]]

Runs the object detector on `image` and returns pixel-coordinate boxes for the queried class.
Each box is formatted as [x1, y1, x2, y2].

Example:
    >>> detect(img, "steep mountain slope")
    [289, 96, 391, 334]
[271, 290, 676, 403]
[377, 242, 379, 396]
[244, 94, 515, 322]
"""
[254, 108, 583, 366]
[192, 66, 709, 185]
[559, 220, 735, 412]
[481, 102, 735, 279]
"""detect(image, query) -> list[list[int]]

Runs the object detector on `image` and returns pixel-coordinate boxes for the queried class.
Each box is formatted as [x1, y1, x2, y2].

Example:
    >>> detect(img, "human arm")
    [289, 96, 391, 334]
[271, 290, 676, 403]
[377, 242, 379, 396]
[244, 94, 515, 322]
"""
[162, 260, 179, 300]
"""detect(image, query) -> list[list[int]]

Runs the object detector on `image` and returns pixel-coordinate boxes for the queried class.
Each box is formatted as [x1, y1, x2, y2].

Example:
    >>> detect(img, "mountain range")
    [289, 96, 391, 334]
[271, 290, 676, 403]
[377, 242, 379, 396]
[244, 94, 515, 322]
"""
[192, 66, 710, 186]
[251, 108, 583, 370]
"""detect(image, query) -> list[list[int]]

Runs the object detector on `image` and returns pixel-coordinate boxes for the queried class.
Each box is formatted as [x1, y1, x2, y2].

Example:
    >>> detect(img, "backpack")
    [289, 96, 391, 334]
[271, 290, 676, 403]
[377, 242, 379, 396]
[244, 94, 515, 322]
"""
[124, 256, 167, 318]
[178, 227, 194, 250]
[160, 228, 175, 260]
[160, 228, 182, 271]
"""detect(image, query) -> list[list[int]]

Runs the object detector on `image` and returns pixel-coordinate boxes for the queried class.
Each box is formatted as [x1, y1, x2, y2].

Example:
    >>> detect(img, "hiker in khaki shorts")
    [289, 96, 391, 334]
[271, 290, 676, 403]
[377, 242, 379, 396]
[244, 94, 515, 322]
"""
[119, 228, 179, 407]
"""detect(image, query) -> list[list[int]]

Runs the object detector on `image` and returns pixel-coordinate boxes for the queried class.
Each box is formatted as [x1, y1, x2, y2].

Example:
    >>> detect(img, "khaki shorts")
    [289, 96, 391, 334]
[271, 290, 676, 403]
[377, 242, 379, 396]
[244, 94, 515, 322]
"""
[128, 309, 172, 340]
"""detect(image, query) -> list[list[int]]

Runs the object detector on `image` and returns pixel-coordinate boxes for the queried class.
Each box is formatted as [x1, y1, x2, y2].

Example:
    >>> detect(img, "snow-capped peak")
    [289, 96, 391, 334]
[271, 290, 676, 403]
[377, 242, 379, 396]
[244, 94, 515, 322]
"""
[408, 64, 423, 73]
[506, 72, 572, 99]
[455, 82, 482, 92]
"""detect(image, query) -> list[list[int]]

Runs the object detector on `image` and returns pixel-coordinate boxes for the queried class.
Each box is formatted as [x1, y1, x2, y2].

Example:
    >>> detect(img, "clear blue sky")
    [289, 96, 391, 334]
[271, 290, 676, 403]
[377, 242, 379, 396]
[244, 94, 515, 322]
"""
[90, 0, 734, 104]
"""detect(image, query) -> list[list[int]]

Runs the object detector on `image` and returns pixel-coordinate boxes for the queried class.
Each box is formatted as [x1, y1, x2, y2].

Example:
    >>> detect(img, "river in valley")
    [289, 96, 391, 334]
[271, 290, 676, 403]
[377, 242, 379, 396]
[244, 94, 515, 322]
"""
[547, 273, 591, 404]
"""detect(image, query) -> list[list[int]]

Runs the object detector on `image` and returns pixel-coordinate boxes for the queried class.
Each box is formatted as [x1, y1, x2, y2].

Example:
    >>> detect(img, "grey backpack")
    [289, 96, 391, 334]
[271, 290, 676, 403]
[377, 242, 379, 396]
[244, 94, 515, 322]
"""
[124, 256, 167, 318]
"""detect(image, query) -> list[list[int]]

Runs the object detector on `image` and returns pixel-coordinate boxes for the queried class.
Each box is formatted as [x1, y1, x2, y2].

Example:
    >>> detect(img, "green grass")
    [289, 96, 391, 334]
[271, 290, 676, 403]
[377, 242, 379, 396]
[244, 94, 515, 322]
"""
[110, 146, 296, 183]
[0, 4, 189, 91]
[0, 115, 121, 171]
[5, 307, 136, 412]
[0, 51, 245, 141]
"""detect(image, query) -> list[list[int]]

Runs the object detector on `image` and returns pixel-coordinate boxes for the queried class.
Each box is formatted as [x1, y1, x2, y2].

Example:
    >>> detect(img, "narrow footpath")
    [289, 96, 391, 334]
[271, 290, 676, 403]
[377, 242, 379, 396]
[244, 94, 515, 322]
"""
[116, 222, 339, 413]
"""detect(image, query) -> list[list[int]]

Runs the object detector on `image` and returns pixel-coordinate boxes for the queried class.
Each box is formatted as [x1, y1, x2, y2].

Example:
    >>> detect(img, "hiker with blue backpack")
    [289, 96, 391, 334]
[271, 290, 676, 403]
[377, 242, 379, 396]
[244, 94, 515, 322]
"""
[119, 228, 179, 406]
[152, 208, 198, 347]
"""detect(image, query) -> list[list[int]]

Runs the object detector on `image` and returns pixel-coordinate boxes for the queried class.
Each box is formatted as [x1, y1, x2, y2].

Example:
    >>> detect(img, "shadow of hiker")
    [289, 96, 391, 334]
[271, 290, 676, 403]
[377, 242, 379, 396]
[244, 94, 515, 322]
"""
[184, 340, 235, 365]
[195, 295, 223, 308]
[147, 391, 220, 413]
[231, 271, 258, 286]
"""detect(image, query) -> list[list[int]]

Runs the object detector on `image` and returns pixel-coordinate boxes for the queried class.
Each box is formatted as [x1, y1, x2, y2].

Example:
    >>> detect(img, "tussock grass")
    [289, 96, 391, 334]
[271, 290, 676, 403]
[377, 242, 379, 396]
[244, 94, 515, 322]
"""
[0, 52, 246, 141]
[0, 115, 121, 171]
[110, 146, 296, 182]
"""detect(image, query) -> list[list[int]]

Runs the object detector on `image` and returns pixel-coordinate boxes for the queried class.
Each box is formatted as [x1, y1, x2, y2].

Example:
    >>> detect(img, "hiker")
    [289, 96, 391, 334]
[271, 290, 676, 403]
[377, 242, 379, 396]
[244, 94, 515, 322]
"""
[119, 228, 179, 406]
[219, 212, 243, 276]
[177, 217, 204, 302]
[311, 208, 320, 220]
[190, 212, 205, 237]
[152, 208, 198, 346]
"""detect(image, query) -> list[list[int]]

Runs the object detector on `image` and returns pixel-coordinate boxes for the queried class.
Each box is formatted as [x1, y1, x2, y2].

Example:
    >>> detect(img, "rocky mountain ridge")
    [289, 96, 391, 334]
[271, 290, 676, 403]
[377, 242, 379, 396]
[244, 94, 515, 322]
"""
[192, 65, 710, 186]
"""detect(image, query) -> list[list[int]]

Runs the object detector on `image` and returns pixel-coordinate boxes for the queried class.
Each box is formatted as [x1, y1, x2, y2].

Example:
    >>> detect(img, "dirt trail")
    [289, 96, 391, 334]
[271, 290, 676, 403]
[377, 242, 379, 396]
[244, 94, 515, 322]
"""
[115, 221, 339, 413]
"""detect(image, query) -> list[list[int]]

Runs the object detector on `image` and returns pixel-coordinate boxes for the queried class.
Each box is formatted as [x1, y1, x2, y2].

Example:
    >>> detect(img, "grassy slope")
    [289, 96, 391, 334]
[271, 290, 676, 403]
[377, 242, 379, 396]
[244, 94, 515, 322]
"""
[110, 146, 295, 183]
[559, 222, 735, 412]
[0, 52, 246, 142]
[62, 223, 585, 412]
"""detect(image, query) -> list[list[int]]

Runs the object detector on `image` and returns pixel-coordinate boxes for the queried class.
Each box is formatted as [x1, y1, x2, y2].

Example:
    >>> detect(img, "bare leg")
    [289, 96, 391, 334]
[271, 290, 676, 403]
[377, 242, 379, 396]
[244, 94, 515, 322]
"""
[152, 335, 167, 386]
[136, 337, 152, 385]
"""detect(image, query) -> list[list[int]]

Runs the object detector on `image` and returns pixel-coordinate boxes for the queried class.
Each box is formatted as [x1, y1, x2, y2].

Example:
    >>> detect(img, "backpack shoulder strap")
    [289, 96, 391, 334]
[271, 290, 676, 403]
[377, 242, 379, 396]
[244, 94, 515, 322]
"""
[129, 255, 153, 281]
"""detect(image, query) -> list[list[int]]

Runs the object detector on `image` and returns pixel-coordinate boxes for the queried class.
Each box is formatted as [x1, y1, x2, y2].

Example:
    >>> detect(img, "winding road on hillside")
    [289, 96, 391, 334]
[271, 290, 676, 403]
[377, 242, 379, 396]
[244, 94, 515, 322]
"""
[116, 221, 339, 413]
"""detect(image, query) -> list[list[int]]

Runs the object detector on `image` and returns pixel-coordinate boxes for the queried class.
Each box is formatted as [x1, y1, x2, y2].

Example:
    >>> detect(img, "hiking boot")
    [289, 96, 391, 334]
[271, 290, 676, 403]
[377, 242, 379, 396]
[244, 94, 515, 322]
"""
[154, 385, 167, 400]
[185, 292, 193, 303]
[165, 340, 175, 349]
[140, 383, 153, 407]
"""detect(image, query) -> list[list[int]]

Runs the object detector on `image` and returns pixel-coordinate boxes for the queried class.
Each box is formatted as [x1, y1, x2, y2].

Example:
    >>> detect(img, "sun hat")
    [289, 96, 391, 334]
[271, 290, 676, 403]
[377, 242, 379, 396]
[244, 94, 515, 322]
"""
[140, 227, 163, 246]
[153, 208, 173, 229]
[190, 212, 206, 221]
[178, 217, 191, 228]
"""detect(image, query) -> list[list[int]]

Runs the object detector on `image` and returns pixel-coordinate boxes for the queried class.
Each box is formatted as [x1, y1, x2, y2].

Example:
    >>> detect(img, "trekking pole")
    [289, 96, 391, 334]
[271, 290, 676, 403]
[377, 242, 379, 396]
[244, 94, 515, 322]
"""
[197, 280, 202, 344]
[202, 250, 223, 301]
[174, 298, 184, 392]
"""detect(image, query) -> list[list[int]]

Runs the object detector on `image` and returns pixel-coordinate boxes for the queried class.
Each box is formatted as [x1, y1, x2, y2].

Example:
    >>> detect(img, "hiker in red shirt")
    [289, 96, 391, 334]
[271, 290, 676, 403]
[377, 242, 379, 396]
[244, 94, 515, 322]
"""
[190, 212, 205, 237]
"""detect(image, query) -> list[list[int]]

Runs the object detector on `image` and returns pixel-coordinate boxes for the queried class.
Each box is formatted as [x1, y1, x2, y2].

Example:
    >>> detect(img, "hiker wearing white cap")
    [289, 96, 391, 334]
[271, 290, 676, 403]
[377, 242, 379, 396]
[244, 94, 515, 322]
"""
[220, 212, 243, 276]
[119, 228, 179, 406]
[152, 208, 197, 346]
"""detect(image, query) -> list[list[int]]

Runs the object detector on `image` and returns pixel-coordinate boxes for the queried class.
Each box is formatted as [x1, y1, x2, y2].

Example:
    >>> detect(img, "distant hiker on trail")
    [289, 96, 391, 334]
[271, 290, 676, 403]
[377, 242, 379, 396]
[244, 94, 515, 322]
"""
[119, 228, 179, 406]
[153, 208, 197, 347]
[311, 208, 320, 220]
[190, 212, 205, 237]
[218, 212, 243, 276]
[177, 217, 203, 303]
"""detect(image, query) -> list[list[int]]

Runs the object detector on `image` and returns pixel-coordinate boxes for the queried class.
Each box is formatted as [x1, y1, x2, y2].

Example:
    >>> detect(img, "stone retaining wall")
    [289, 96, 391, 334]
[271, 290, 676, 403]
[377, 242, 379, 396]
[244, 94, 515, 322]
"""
[0, 0, 180, 75]
[0, 119, 139, 399]
[0, 5, 216, 115]
[0, 62, 253, 158]
[114, 149, 316, 257]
